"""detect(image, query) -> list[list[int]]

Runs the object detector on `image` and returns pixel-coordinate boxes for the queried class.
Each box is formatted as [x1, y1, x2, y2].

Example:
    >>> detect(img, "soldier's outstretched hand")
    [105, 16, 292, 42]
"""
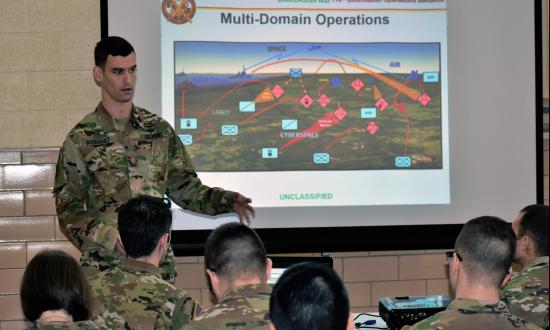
[233, 193, 255, 225]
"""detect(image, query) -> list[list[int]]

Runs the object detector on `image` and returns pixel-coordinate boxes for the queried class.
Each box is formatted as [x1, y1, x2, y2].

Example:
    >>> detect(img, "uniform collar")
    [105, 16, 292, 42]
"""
[524, 256, 549, 269]
[120, 258, 160, 276]
[95, 102, 144, 131]
[446, 298, 509, 313]
[220, 283, 271, 303]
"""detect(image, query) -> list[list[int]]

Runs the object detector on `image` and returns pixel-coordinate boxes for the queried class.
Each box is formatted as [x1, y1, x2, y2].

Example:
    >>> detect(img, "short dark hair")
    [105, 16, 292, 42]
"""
[518, 204, 549, 256]
[204, 223, 267, 282]
[455, 216, 516, 286]
[20, 250, 91, 322]
[94, 36, 134, 67]
[270, 262, 350, 330]
[118, 196, 172, 258]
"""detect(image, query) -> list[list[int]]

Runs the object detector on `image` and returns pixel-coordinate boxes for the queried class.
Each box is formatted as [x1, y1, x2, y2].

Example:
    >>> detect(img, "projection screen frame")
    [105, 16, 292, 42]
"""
[100, 0, 544, 256]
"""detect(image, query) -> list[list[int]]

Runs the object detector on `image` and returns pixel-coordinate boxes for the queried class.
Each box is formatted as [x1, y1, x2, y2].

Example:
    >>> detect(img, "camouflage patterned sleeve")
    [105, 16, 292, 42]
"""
[500, 263, 549, 329]
[90, 311, 129, 329]
[165, 126, 238, 216]
[170, 296, 200, 330]
[53, 139, 118, 252]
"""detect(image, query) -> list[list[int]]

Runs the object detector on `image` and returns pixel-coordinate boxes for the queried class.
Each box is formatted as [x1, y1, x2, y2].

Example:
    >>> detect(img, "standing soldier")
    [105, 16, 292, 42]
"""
[53, 36, 254, 282]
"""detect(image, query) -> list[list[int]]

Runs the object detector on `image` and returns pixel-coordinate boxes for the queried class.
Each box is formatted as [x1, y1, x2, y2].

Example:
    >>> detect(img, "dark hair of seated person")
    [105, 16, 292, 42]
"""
[518, 204, 549, 257]
[454, 215, 516, 286]
[204, 222, 268, 283]
[270, 262, 350, 330]
[20, 249, 91, 322]
[117, 195, 172, 259]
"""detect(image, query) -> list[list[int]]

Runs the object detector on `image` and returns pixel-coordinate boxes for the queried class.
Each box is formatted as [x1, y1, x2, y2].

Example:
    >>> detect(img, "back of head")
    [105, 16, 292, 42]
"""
[269, 262, 350, 330]
[455, 216, 516, 287]
[518, 204, 549, 257]
[204, 223, 267, 283]
[94, 36, 134, 68]
[20, 250, 90, 322]
[118, 195, 172, 259]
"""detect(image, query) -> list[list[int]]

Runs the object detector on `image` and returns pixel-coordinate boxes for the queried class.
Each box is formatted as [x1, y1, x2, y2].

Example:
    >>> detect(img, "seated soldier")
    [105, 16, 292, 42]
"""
[269, 262, 354, 330]
[404, 216, 540, 330]
[88, 196, 200, 329]
[501, 204, 549, 328]
[183, 223, 271, 330]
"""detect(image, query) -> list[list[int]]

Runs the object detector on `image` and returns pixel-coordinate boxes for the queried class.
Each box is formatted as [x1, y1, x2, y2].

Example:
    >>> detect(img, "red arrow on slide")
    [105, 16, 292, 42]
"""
[280, 110, 343, 151]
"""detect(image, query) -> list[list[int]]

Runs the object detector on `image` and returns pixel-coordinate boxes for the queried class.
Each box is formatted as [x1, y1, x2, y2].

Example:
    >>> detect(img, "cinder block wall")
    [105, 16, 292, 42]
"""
[0, 0, 100, 149]
[0, 1, 548, 328]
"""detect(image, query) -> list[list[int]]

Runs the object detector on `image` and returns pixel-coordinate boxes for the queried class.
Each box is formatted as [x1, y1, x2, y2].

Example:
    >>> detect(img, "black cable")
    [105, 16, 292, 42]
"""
[354, 312, 383, 320]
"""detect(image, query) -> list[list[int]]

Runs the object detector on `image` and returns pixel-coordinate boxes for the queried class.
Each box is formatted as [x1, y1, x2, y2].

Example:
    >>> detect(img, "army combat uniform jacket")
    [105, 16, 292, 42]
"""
[33, 316, 127, 330]
[402, 299, 541, 330]
[182, 284, 271, 330]
[29, 308, 129, 329]
[501, 256, 549, 329]
[33, 321, 99, 330]
[54, 104, 237, 279]
[88, 259, 200, 330]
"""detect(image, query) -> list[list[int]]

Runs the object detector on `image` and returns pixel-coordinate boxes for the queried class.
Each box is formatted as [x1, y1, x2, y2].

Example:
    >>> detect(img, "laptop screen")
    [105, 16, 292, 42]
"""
[267, 256, 333, 286]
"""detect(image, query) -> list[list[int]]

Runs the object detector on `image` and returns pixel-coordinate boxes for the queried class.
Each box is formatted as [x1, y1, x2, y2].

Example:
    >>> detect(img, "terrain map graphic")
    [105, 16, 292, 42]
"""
[174, 42, 442, 172]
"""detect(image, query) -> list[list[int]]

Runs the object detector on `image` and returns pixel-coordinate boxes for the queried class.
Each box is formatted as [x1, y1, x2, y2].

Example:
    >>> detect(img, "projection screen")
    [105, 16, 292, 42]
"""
[103, 0, 542, 254]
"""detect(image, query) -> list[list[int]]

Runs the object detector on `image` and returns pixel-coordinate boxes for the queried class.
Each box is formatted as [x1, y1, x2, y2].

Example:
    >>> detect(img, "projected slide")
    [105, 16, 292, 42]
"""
[174, 42, 441, 171]
[161, 0, 449, 207]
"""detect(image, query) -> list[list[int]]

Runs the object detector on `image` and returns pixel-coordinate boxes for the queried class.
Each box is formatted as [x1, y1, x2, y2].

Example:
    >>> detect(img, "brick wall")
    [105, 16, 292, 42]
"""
[0, 0, 99, 149]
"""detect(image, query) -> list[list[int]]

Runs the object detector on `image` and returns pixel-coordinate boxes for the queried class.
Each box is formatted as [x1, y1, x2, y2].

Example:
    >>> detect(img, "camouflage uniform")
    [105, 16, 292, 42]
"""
[53, 103, 238, 281]
[30, 311, 128, 329]
[88, 259, 200, 330]
[35, 315, 128, 330]
[501, 256, 549, 329]
[35, 320, 100, 330]
[182, 284, 271, 330]
[402, 299, 541, 330]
